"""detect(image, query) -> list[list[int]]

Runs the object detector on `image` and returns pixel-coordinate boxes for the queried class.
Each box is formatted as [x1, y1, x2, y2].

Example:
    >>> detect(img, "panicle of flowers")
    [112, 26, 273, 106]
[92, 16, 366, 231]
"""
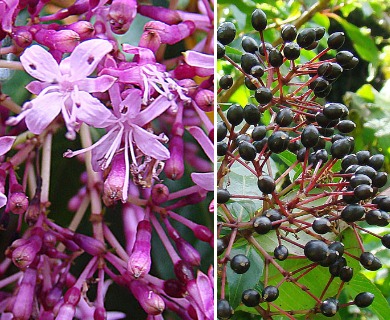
[0, 1, 214, 319]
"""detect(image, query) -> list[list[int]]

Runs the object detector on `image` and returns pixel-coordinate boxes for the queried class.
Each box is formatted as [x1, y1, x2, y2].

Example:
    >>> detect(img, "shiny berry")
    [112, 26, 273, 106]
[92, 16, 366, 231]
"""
[281, 24, 297, 42]
[219, 75, 233, 90]
[301, 125, 320, 148]
[230, 254, 250, 274]
[217, 22, 236, 45]
[323, 103, 345, 120]
[258, 175, 276, 194]
[354, 292, 375, 308]
[244, 104, 261, 125]
[331, 138, 353, 159]
[360, 252, 382, 271]
[372, 172, 387, 188]
[251, 9, 267, 31]
[312, 217, 332, 234]
[217, 188, 230, 204]
[337, 120, 356, 133]
[343, 56, 359, 70]
[283, 42, 300, 60]
[217, 121, 228, 142]
[217, 142, 228, 156]
[262, 286, 279, 302]
[255, 87, 273, 105]
[239, 141, 257, 161]
[368, 154, 385, 170]
[217, 299, 233, 319]
[327, 32, 345, 50]
[253, 216, 272, 234]
[263, 208, 283, 228]
[217, 238, 226, 256]
[341, 204, 365, 222]
[297, 28, 316, 48]
[275, 108, 293, 127]
[251, 65, 265, 79]
[304, 240, 329, 262]
[381, 234, 390, 249]
[339, 266, 353, 282]
[268, 131, 289, 153]
[252, 125, 267, 141]
[217, 42, 225, 59]
[242, 36, 258, 53]
[336, 51, 354, 66]
[227, 104, 244, 126]
[242, 289, 261, 307]
[245, 77, 257, 90]
[268, 49, 283, 67]
[320, 298, 339, 317]
[274, 245, 288, 261]
[241, 53, 260, 74]
[354, 184, 373, 200]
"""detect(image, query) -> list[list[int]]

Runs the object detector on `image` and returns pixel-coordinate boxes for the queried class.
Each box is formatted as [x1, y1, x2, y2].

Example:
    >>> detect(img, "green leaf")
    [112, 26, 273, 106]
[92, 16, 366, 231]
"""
[343, 273, 390, 320]
[226, 201, 256, 222]
[332, 15, 379, 64]
[227, 244, 264, 309]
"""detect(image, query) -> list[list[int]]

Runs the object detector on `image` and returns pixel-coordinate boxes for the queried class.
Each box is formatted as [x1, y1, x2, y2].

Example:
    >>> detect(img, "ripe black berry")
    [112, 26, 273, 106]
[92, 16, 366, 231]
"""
[217, 299, 233, 319]
[268, 131, 289, 153]
[353, 184, 373, 200]
[323, 103, 345, 120]
[230, 254, 250, 274]
[360, 252, 382, 271]
[365, 209, 389, 226]
[309, 77, 330, 92]
[217, 22, 236, 45]
[316, 112, 339, 128]
[217, 238, 226, 256]
[337, 120, 356, 133]
[331, 138, 353, 159]
[255, 87, 273, 105]
[343, 56, 359, 70]
[263, 209, 282, 228]
[356, 150, 370, 164]
[245, 77, 257, 90]
[341, 204, 365, 222]
[355, 166, 377, 180]
[239, 141, 257, 161]
[258, 175, 276, 194]
[327, 32, 345, 50]
[354, 292, 375, 308]
[274, 245, 288, 261]
[217, 42, 225, 59]
[251, 9, 267, 31]
[241, 53, 260, 74]
[275, 108, 293, 127]
[350, 174, 372, 188]
[251, 65, 264, 79]
[268, 49, 283, 68]
[297, 28, 316, 48]
[376, 196, 390, 212]
[339, 266, 353, 282]
[262, 286, 279, 302]
[281, 24, 297, 42]
[241, 289, 261, 307]
[341, 154, 358, 171]
[314, 27, 326, 40]
[219, 75, 234, 90]
[381, 234, 390, 249]
[217, 121, 228, 142]
[336, 51, 354, 66]
[301, 125, 320, 148]
[253, 216, 272, 234]
[373, 172, 388, 188]
[320, 298, 339, 317]
[252, 125, 267, 141]
[304, 240, 329, 262]
[312, 217, 332, 234]
[217, 188, 231, 204]
[244, 103, 261, 125]
[329, 257, 347, 276]
[328, 241, 344, 256]
[368, 154, 385, 170]
[283, 42, 300, 60]
[217, 142, 228, 156]
[227, 104, 244, 126]
[242, 36, 258, 53]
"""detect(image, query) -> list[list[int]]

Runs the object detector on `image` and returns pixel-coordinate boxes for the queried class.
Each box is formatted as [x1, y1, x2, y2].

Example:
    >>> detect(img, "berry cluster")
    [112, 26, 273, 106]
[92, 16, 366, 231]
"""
[217, 8, 388, 319]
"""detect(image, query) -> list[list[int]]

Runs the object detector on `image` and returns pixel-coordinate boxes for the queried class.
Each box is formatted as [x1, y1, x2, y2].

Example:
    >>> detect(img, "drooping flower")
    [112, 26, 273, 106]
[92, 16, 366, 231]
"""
[64, 88, 171, 200]
[6, 39, 116, 139]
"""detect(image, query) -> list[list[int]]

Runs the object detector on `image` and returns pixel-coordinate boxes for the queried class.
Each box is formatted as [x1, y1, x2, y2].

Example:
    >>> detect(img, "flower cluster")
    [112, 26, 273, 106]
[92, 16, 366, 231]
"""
[217, 8, 389, 320]
[0, 1, 214, 319]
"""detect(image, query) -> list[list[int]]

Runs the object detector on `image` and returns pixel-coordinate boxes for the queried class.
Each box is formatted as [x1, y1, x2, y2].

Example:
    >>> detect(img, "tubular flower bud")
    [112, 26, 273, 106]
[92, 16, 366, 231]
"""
[142, 21, 195, 46]
[194, 89, 214, 112]
[127, 220, 152, 278]
[164, 135, 184, 180]
[72, 233, 106, 256]
[103, 153, 126, 206]
[12, 268, 37, 320]
[12, 234, 42, 269]
[108, 0, 137, 34]
[138, 5, 182, 24]
[175, 238, 201, 266]
[174, 260, 194, 284]
[129, 281, 165, 315]
[151, 184, 169, 205]
[61, 21, 94, 40]
[34, 29, 80, 53]
[93, 307, 106, 320]
[194, 225, 213, 243]
[8, 192, 29, 215]
[64, 287, 81, 306]
[12, 27, 33, 48]
[55, 304, 76, 320]
[163, 279, 187, 298]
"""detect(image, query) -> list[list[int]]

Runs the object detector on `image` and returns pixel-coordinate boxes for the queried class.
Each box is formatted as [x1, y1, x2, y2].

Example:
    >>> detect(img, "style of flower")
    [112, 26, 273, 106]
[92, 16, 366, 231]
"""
[7, 39, 116, 139]
[64, 88, 171, 200]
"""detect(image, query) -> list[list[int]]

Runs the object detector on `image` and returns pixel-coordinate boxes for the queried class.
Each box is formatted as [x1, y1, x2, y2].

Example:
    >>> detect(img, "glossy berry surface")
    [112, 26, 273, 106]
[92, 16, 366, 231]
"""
[230, 254, 250, 274]
[241, 289, 261, 307]
[262, 286, 279, 302]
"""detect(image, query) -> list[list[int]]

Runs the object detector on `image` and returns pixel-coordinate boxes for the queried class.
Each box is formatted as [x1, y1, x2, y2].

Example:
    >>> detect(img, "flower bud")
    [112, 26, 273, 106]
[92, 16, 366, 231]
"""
[12, 268, 37, 320]
[129, 281, 165, 315]
[8, 192, 28, 215]
[138, 5, 181, 24]
[151, 184, 169, 205]
[127, 220, 152, 278]
[64, 287, 81, 306]
[164, 136, 184, 180]
[194, 225, 213, 243]
[43, 284, 62, 310]
[62, 239, 80, 252]
[175, 238, 201, 266]
[194, 89, 214, 112]
[34, 29, 80, 53]
[12, 234, 42, 269]
[13, 27, 33, 48]
[72, 233, 106, 256]
[61, 21, 94, 41]
[163, 279, 187, 298]
[55, 304, 76, 320]
[25, 193, 41, 226]
[143, 21, 195, 45]
[103, 153, 126, 206]
[174, 260, 194, 284]
[108, 0, 137, 34]
[93, 307, 106, 320]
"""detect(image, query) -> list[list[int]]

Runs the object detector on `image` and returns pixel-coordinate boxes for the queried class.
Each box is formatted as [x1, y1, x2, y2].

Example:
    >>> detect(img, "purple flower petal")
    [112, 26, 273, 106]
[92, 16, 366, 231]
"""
[68, 39, 113, 80]
[25, 92, 63, 134]
[20, 45, 62, 82]
[25, 81, 51, 95]
[76, 75, 117, 93]
[132, 126, 170, 160]
[122, 44, 156, 64]
[121, 89, 142, 118]
[0, 192, 7, 208]
[184, 51, 213, 70]
[186, 126, 213, 161]
[135, 95, 172, 127]
[91, 131, 119, 171]
[191, 172, 213, 191]
[187, 271, 214, 319]
[75, 91, 116, 128]
[0, 136, 16, 156]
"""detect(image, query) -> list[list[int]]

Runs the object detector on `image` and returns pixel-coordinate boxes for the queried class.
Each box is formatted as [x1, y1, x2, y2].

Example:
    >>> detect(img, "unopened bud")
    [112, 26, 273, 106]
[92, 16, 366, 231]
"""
[175, 238, 201, 266]
[143, 21, 195, 45]
[55, 303, 75, 320]
[64, 287, 81, 306]
[127, 220, 152, 278]
[164, 136, 184, 180]
[163, 279, 186, 298]
[194, 225, 213, 243]
[34, 29, 80, 53]
[194, 89, 214, 112]
[176, 79, 198, 97]
[61, 21, 94, 40]
[103, 153, 126, 206]
[43, 285, 62, 310]
[138, 5, 181, 24]
[8, 192, 28, 215]
[72, 233, 106, 256]
[108, 0, 137, 34]
[13, 27, 33, 48]
[12, 234, 42, 269]
[151, 184, 169, 205]
[93, 307, 106, 320]
[129, 281, 165, 315]
[174, 260, 194, 284]
[12, 268, 37, 320]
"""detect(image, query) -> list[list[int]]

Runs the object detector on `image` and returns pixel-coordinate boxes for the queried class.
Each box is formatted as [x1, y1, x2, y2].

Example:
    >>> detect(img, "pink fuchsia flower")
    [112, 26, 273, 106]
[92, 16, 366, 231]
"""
[0, 136, 15, 156]
[64, 88, 171, 199]
[7, 39, 116, 139]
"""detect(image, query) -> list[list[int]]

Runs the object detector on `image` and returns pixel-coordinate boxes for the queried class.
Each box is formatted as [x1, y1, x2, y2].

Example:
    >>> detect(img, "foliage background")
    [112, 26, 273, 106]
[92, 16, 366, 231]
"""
[217, 0, 390, 319]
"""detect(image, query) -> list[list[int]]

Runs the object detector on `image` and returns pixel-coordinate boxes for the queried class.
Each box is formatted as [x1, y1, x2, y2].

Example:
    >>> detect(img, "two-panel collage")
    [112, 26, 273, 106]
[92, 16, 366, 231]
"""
[0, 0, 389, 319]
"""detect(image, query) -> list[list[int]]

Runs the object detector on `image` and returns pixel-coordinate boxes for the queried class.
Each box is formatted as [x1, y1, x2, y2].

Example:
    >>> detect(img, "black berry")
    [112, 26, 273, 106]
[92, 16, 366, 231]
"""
[230, 254, 250, 274]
